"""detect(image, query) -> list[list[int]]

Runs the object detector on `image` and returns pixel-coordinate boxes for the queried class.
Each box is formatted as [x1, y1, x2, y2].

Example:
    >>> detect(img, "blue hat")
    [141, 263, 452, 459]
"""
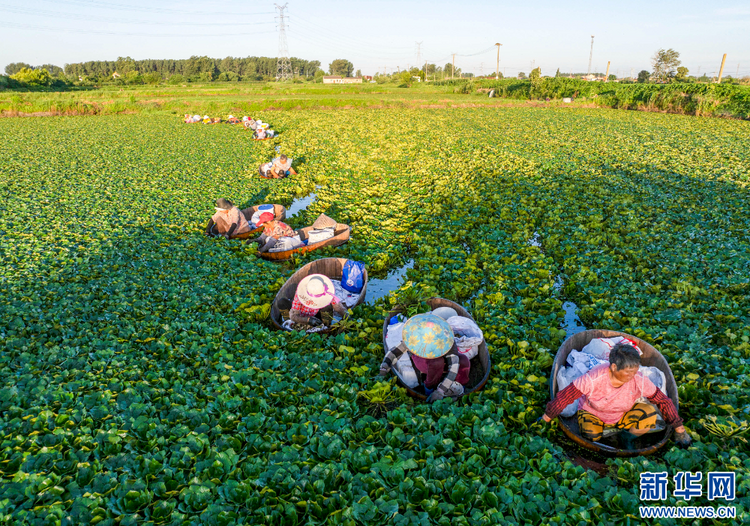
[402, 313, 454, 359]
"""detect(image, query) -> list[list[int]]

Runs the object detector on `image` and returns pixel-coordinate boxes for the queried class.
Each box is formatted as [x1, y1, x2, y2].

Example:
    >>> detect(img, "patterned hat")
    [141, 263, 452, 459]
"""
[296, 274, 336, 309]
[402, 313, 454, 359]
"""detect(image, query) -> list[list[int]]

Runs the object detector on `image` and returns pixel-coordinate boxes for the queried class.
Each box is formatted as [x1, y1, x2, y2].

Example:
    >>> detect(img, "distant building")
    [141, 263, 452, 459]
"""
[322, 76, 363, 84]
[363, 75, 373, 81]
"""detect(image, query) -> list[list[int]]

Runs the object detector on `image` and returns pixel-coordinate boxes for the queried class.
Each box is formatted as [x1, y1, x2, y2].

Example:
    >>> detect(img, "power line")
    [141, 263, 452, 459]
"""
[0, 20, 275, 37]
[32, 0, 274, 17]
[0, 4, 273, 26]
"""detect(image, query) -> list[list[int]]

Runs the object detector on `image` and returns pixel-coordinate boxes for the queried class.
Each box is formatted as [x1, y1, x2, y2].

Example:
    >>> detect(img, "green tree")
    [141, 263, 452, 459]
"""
[329, 59, 354, 77]
[675, 66, 689, 80]
[5, 62, 32, 76]
[143, 72, 161, 85]
[518, 71, 527, 79]
[555, 68, 560, 78]
[529, 67, 541, 82]
[608, 74, 616, 81]
[125, 71, 143, 84]
[443, 62, 460, 78]
[39, 64, 63, 76]
[11, 67, 51, 86]
[651, 48, 681, 81]
[637, 70, 650, 83]
[355, 69, 362, 77]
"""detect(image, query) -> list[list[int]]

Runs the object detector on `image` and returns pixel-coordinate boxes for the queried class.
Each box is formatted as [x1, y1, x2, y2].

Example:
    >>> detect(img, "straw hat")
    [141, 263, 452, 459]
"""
[312, 213, 337, 230]
[296, 274, 336, 309]
[402, 313, 454, 359]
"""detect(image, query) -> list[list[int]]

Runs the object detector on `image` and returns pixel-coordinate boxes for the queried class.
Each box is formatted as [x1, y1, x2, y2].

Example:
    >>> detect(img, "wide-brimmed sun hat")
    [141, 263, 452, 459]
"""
[402, 313, 454, 359]
[296, 274, 336, 309]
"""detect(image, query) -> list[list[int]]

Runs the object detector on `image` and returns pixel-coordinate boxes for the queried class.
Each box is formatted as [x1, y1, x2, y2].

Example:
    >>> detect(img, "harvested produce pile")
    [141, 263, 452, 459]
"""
[1, 109, 749, 524]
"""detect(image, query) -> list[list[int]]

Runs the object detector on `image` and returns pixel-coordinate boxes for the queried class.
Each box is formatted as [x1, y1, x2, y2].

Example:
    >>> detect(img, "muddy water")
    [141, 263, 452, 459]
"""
[366, 260, 415, 305]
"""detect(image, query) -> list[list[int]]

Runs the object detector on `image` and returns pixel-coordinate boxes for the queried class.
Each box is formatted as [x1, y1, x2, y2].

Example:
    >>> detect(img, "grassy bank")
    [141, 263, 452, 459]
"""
[2, 80, 749, 119]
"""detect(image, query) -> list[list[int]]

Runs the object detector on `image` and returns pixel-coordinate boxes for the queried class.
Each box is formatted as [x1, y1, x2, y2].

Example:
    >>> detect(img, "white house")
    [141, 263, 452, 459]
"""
[322, 76, 363, 84]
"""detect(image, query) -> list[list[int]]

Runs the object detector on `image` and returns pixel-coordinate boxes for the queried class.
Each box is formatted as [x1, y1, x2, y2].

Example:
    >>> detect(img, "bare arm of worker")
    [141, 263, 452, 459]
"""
[289, 167, 297, 175]
[290, 308, 320, 326]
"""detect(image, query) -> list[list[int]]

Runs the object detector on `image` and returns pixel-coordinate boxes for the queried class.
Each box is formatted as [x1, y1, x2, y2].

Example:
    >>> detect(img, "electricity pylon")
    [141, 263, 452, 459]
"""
[275, 3, 292, 81]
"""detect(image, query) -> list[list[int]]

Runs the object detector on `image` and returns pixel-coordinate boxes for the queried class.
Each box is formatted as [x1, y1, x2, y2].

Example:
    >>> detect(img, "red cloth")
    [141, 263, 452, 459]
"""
[412, 353, 470, 389]
[291, 292, 339, 317]
[262, 220, 294, 239]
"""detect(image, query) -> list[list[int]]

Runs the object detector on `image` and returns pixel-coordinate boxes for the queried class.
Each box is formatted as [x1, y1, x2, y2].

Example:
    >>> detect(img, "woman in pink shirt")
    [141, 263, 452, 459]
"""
[542, 343, 692, 449]
[207, 198, 251, 239]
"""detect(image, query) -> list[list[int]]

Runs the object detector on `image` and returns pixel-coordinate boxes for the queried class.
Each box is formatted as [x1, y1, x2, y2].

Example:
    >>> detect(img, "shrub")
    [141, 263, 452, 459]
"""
[11, 67, 52, 87]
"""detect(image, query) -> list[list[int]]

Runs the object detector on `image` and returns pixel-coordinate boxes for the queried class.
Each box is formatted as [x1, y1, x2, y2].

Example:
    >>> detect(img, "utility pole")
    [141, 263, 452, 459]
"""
[274, 3, 292, 81]
[630, 67, 634, 80]
[480, 62, 484, 76]
[737, 63, 740, 78]
[717, 53, 727, 83]
[495, 43, 502, 79]
[587, 35, 595, 77]
[452, 53, 456, 79]
[604, 61, 611, 81]
[415, 42, 423, 70]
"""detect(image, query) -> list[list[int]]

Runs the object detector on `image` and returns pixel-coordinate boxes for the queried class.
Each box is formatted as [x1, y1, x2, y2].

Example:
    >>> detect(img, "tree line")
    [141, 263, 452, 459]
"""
[4, 56, 323, 84]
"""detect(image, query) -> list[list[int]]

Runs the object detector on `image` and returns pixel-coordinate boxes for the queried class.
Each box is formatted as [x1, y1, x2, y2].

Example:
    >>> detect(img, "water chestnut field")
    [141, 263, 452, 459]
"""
[1, 106, 749, 525]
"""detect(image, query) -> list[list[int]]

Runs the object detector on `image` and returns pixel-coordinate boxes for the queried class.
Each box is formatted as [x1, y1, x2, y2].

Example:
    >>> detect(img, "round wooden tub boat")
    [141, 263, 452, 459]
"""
[259, 224, 350, 261]
[205, 204, 286, 240]
[271, 257, 368, 333]
[382, 297, 491, 401]
[550, 329, 679, 457]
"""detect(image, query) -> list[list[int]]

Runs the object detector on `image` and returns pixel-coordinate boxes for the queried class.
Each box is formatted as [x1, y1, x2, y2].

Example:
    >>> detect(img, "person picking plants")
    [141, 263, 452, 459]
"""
[206, 198, 251, 239]
[259, 154, 297, 179]
[379, 313, 469, 402]
[247, 218, 297, 253]
[289, 274, 348, 327]
[540, 343, 693, 449]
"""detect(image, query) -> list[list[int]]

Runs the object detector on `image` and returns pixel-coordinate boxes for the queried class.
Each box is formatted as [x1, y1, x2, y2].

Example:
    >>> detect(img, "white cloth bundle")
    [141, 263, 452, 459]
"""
[385, 323, 419, 388]
[306, 227, 335, 244]
[446, 316, 483, 360]
[268, 235, 303, 252]
[330, 279, 361, 308]
[582, 336, 642, 360]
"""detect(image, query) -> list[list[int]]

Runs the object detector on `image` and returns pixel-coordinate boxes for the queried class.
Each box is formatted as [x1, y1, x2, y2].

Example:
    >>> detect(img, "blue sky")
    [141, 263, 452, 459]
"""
[2, 0, 749, 77]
